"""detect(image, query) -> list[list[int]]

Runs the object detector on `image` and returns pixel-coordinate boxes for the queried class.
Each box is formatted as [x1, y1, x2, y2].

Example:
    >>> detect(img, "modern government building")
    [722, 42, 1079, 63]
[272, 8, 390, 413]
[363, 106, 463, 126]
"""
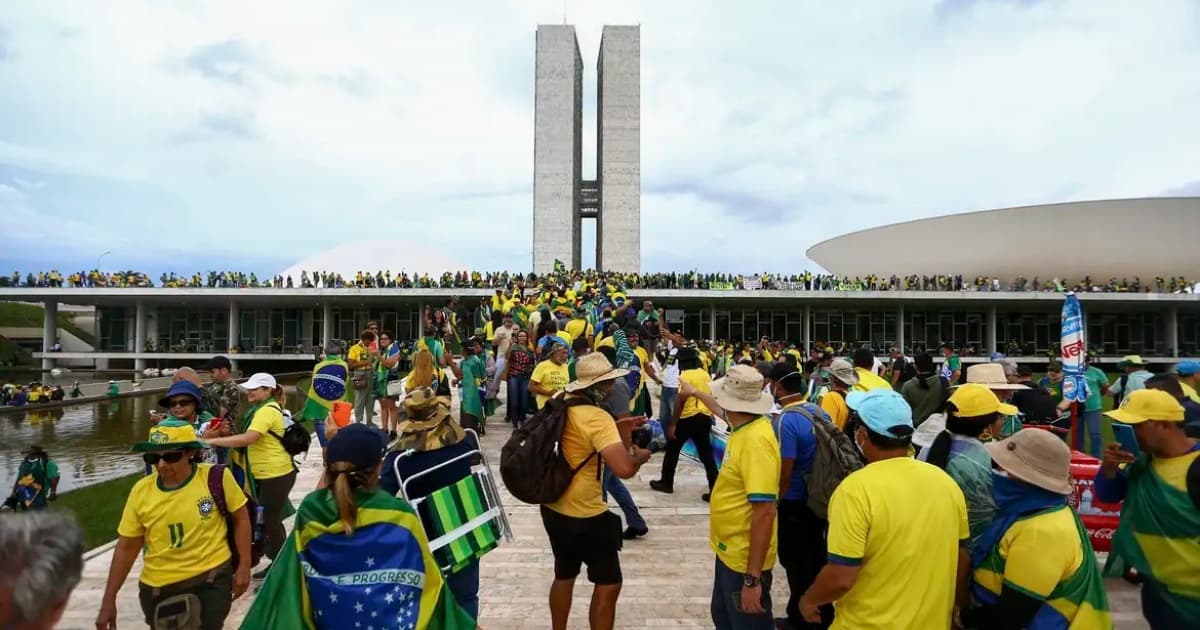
[2, 197, 1200, 372]
[4, 24, 1200, 374]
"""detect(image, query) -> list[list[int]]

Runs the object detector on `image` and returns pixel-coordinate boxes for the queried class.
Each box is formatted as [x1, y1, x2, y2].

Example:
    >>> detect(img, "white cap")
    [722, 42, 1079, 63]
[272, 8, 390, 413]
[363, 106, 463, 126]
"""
[238, 372, 277, 390]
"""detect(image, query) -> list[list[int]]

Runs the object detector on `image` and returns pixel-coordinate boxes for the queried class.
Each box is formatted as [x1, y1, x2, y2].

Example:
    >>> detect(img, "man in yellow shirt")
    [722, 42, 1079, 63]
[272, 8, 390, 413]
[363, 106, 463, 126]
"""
[680, 364, 781, 628]
[851, 348, 892, 392]
[800, 389, 969, 629]
[542, 354, 651, 630]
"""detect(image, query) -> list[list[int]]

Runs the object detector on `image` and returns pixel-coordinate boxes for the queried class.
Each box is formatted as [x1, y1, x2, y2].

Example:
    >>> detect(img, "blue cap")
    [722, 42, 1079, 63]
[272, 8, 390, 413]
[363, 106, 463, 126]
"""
[1176, 360, 1200, 376]
[157, 380, 204, 409]
[845, 389, 914, 438]
[989, 352, 1006, 361]
[326, 424, 387, 471]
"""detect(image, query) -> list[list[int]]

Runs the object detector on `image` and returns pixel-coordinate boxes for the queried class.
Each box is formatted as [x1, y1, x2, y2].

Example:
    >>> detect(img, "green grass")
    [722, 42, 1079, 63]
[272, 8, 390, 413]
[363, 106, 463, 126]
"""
[0, 302, 97, 347]
[0, 335, 32, 366]
[51, 473, 140, 549]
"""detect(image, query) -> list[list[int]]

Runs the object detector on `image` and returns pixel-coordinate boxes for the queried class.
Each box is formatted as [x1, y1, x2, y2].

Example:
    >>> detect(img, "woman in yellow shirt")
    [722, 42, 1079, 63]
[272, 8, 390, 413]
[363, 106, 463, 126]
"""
[406, 348, 452, 407]
[97, 422, 251, 630]
[205, 372, 295, 577]
[530, 342, 570, 409]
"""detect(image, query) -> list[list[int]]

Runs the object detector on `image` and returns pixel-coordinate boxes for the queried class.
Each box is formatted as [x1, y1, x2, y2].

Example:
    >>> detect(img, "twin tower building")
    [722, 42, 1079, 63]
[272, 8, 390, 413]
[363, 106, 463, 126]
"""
[533, 25, 640, 274]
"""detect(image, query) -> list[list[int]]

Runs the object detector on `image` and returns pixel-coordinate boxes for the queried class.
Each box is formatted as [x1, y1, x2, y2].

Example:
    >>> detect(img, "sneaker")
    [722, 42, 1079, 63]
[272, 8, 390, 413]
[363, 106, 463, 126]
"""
[622, 526, 649, 540]
[252, 564, 271, 579]
[701, 493, 711, 503]
[649, 480, 673, 494]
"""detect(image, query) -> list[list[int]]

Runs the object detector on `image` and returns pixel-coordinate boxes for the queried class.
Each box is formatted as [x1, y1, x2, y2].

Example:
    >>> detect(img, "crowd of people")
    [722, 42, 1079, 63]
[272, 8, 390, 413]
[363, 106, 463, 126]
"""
[3, 267, 1195, 293]
[2, 290, 1198, 629]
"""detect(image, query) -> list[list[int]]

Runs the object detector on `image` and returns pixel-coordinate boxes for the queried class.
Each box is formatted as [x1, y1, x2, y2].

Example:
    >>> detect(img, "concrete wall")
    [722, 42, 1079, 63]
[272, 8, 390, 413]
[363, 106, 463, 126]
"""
[597, 25, 641, 273]
[533, 25, 583, 274]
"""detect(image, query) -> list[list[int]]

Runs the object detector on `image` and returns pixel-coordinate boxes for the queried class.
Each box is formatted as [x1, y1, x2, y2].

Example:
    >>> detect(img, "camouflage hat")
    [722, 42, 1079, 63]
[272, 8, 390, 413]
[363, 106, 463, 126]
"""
[398, 387, 464, 451]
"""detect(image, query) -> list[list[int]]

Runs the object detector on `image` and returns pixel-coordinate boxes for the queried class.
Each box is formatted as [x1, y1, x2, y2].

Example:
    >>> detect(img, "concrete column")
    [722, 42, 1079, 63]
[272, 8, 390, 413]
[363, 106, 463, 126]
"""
[1167, 307, 1179, 357]
[134, 301, 147, 372]
[228, 302, 240, 359]
[987, 306, 998, 356]
[301, 307, 315, 351]
[896, 304, 905, 353]
[709, 303, 717, 341]
[125, 308, 135, 352]
[321, 301, 333, 350]
[41, 301, 57, 371]
[146, 306, 158, 351]
[802, 304, 811, 353]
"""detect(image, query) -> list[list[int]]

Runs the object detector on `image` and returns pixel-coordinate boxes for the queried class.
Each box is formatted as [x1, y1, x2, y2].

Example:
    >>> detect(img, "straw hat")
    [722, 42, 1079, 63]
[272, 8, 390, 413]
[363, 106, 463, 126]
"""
[985, 429, 1073, 495]
[963, 363, 1027, 390]
[713, 364, 774, 415]
[564, 353, 629, 392]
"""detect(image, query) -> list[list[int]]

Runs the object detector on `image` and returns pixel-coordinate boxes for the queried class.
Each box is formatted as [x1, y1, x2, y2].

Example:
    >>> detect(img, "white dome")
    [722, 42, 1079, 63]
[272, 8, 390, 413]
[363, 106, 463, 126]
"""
[278, 240, 469, 281]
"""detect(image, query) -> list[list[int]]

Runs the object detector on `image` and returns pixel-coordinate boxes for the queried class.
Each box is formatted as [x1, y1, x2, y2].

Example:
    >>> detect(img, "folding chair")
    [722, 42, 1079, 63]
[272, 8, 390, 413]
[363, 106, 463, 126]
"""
[393, 429, 514, 574]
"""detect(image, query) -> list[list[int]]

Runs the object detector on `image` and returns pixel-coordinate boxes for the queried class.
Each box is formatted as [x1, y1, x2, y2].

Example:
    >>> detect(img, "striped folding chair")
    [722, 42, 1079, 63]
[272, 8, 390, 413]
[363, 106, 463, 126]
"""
[394, 430, 514, 575]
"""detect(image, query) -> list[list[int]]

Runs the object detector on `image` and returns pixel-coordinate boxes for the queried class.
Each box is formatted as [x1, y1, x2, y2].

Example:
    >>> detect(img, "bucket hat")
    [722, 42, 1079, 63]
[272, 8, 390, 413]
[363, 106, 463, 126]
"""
[712, 365, 773, 415]
[564, 353, 629, 392]
[157, 380, 204, 409]
[963, 363, 1027, 390]
[826, 359, 859, 385]
[985, 428, 1073, 495]
[397, 387, 465, 451]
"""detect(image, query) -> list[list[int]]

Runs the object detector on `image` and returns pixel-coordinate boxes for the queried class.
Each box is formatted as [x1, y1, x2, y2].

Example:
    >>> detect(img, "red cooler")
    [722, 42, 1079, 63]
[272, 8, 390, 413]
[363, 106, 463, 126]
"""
[1066, 451, 1122, 552]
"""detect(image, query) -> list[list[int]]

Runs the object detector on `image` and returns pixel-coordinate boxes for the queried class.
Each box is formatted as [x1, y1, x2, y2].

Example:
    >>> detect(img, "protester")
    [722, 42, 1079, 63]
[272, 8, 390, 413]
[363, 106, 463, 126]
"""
[769, 363, 832, 629]
[800, 388, 969, 630]
[940, 342, 963, 384]
[900, 352, 947, 426]
[1145, 373, 1200, 438]
[378, 387, 483, 621]
[1069, 355, 1111, 457]
[677, 364, 781, 629]
[657, 327, 685, 438]
[305, 341, 349, 456]
[201, 355, 241, 426]
[499, 329, 536, 427]
[818, 359, 856, 430]
[160, 380, 221, 465]
[492, 313, 515, 399]
[530, 339, 570, 410]
[1173, 359, 1200, 403]
[347, 329, 379, 425]
[448, 336, 488, 435]
[651, 347, 719, 502]
[376, 331, 402, 440]
[97, 422, 252, 630]
[6, 445, 59, 511]
[541, 354, 651, 630]
[963, 363, 1026, 439]
[1096, 389, 1200, 627]
[851, 348, 891, 392]
[406, 348, 452, 408]
[242, 423, 474, 628]
[204, 373, 296, 577]
[1109, 355, 1153, 405]
[593, 346, 650, 539]
[964, 429, 1112, 629]
[1010, 364, 1060, 426]
[887, 347, 912, 390]
[0, 511, 86, 630]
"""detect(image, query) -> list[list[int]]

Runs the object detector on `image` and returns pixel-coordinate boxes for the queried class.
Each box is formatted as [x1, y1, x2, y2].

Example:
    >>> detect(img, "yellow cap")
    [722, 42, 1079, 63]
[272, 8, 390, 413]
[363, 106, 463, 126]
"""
[947, 383, 1018, 418]
[1104, 389, 1184, 424]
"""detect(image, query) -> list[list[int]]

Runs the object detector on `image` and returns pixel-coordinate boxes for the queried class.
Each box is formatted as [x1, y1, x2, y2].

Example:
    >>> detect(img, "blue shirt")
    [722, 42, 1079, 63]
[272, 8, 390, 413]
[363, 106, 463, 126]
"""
[776, 406, 817, 502]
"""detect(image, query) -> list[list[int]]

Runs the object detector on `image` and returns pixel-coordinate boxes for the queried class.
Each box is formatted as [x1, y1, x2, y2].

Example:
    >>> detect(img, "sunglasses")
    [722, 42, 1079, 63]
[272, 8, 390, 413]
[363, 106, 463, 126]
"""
[166, 397, 195, 408]
[143, 450, 187, 466]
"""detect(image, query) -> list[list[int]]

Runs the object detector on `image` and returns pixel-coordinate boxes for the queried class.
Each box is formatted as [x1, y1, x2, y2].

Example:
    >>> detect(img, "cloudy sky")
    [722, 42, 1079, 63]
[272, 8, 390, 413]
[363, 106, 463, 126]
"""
[1, 0, 1198, 278]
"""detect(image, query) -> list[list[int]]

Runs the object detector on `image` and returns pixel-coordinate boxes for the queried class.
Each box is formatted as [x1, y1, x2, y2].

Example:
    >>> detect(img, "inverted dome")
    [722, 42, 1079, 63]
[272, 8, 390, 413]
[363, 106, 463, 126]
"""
[279, 240, 470, 281]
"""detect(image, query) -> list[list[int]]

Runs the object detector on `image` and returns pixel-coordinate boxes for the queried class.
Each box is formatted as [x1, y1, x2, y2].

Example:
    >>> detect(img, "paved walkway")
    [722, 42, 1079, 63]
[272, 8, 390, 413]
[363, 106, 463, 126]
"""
[62, 403, 1149, 629]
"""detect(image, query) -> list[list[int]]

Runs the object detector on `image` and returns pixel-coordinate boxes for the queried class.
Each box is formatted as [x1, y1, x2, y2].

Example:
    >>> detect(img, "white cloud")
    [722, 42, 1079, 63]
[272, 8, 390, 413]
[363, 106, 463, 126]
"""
[0, 0, 1198, 275]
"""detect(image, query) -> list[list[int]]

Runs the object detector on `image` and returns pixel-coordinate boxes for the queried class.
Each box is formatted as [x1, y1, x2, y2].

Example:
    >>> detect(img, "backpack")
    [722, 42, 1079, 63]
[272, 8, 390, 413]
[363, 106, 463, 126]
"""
[261, 402, 311, 456]
[208, 464, 264, 568]
[782, 402, 865, 520]
[500, 396, 602, 504]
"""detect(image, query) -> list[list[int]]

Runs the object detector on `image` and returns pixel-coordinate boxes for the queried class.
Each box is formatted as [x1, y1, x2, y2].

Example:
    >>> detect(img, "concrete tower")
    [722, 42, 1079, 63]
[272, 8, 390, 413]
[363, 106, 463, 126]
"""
[533, 24, 641, 274]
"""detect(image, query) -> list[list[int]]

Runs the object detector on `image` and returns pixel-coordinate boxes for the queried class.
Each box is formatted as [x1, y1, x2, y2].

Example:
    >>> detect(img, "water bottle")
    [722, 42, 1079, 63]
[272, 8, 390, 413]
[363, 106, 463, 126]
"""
[253, 505, 264, 545]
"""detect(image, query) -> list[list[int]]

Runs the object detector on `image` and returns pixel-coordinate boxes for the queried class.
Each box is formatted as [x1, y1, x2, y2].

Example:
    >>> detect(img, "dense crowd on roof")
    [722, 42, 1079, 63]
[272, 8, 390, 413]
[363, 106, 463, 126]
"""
[0, 268, 1194, 293]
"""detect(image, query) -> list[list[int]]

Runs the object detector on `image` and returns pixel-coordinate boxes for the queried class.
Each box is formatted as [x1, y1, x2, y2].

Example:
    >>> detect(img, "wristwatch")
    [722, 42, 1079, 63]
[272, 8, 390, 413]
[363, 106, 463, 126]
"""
[742, 574, 760, 588]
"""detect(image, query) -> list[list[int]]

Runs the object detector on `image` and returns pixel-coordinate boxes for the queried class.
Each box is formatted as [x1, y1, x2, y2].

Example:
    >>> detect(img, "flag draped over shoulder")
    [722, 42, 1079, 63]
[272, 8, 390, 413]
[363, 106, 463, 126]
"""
[241, 488, 475, 630]
[302, 358, 350, 421]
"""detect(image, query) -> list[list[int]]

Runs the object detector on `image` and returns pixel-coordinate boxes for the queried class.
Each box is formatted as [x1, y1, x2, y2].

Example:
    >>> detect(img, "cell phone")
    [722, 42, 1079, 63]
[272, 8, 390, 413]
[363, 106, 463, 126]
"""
[1111, 423, 1141, 456]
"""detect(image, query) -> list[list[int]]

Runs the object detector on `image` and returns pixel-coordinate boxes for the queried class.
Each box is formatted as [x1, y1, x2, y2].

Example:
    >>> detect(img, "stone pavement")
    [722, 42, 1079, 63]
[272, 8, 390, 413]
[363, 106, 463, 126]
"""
[62, 407, 1149, 629]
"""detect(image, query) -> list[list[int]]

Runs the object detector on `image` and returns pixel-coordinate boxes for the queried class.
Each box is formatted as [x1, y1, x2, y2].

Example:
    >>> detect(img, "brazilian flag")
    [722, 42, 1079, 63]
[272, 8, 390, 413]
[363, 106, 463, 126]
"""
[553, 259, 566, 274]
[301, 357, 350, 421]
[241, 488, 475, 629]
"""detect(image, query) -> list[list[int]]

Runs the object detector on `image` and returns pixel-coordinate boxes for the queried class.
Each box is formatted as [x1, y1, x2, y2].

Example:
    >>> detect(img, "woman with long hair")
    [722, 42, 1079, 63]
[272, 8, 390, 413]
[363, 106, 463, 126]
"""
[499, 329, 536, 427]
[240, 424, 473, 628]
[406, 348, 453, 408]
[377, 331, 402, 440]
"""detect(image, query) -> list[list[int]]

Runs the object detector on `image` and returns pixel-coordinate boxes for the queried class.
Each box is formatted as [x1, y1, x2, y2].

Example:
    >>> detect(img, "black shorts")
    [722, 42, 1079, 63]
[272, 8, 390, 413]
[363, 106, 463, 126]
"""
[540, 506, 623, 585]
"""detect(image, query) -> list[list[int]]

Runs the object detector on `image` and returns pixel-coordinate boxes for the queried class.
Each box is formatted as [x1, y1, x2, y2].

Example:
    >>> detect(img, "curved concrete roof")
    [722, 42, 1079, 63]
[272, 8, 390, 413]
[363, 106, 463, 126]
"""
[278, 240, 468, 281]
[806, 197, 1200, 282]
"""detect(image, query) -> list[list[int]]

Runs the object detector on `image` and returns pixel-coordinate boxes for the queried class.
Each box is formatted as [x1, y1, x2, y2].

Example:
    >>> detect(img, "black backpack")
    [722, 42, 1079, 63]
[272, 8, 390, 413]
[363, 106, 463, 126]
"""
[262, 403, 311, 456]
[500, 395, 601, 504]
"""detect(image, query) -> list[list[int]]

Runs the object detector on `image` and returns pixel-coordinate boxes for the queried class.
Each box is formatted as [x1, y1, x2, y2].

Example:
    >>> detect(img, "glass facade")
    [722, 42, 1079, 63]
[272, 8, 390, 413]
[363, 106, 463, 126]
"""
[1086, 311, 1165, 356]
[905, 310, 985, 355]
[157, 308, 228, 353]
[97, 306, 128, 351]
[331, 306, 422, 344]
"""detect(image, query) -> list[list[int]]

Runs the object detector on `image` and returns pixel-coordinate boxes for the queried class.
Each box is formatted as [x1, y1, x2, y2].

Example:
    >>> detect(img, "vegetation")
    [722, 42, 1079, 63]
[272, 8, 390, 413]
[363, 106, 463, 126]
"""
[51, 473, 140, 549]
[0, 335, 32, 366]
[0, 302, 96, 347]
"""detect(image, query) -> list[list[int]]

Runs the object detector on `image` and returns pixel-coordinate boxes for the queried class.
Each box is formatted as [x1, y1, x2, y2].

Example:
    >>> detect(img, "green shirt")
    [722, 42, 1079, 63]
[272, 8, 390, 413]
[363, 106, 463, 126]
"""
[459, 355, 486, 417]
[1083, 366, 1109, 413]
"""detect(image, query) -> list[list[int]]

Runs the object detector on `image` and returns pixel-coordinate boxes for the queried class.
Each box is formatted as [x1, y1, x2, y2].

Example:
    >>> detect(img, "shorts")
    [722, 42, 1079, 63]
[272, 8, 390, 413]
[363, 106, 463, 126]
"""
[539, 506, 623, 585]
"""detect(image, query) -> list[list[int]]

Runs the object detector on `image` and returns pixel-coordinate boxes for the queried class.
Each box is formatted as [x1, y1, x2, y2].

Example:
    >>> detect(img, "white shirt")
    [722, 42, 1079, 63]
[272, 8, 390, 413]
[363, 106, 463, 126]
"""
[662, 345, 681, 388]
